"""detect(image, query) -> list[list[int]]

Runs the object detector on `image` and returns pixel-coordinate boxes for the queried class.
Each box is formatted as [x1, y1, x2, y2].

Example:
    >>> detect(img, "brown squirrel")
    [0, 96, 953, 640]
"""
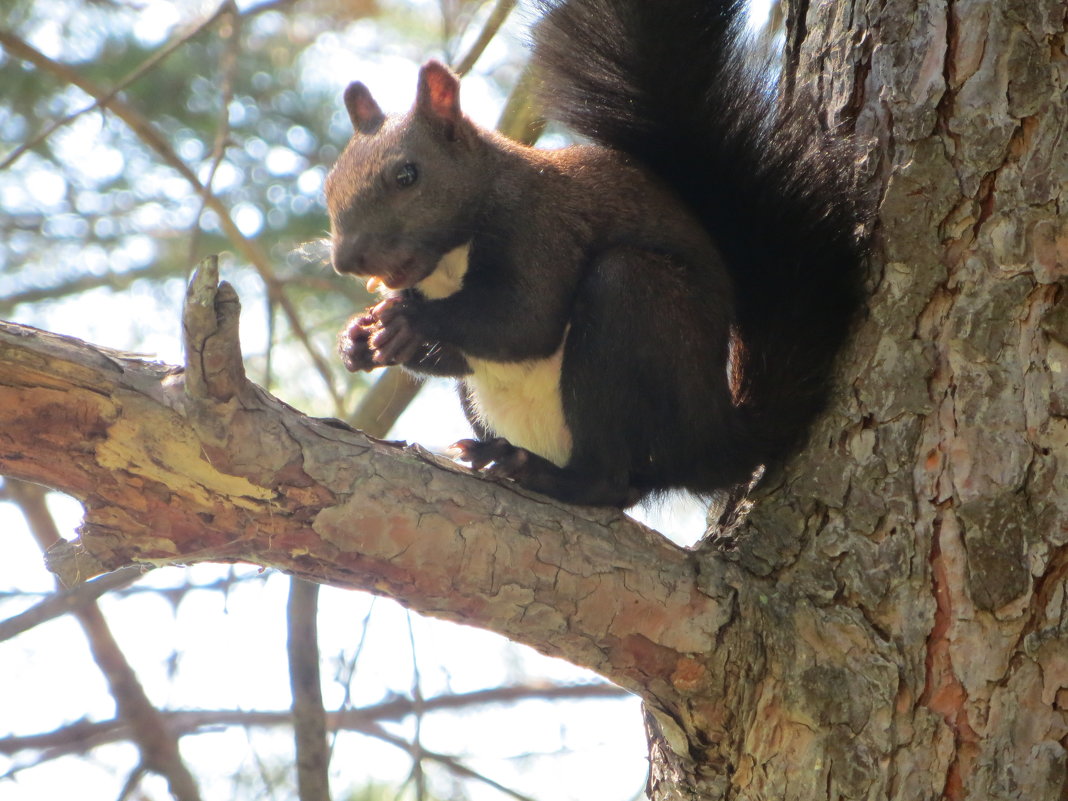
[324, 0, 864, 508]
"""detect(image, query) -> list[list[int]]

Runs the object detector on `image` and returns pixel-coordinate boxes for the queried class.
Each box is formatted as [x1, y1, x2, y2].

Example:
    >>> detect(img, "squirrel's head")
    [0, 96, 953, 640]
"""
[325, 60, 486, 290]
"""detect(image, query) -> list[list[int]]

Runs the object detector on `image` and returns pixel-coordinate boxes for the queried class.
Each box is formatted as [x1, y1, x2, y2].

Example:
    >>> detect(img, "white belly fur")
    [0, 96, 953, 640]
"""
[466, 341, 572, 467]
[413, 243, 573, 467]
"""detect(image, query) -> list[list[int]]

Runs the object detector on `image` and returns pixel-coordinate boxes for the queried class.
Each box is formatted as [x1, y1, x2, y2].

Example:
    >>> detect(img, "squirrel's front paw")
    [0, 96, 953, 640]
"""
[338, 311, 379, 372]
[368, 295, 426, 365]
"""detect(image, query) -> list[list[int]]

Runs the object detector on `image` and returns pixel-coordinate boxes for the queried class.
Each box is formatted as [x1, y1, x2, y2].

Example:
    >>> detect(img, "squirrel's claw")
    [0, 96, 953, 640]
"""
[338, 314, 378, 372]
[368, 295, 426, 365]
[451, 438, 530, 477]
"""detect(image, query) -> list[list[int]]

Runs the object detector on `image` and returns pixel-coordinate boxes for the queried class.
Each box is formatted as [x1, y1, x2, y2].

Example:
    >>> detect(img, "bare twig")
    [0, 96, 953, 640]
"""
[0, 683, 629, 758]
[0, 262, 181, 314]
[349, 367, 424, 437]
[495, 63, 546, 145]
[288, 579, 332, 801]
[188, 1, 241, 267]
[0, 567, 143, 642]
[0, 3, 231, 172]
[0, 569, 263, 605]
[405, 612, 427, 801]
[116, 763, 150, 801]
[0, 0, 302, 173]
[362, 720, 538, 801]
[327, 597, 376, 757]
[453, 0, 518, 76]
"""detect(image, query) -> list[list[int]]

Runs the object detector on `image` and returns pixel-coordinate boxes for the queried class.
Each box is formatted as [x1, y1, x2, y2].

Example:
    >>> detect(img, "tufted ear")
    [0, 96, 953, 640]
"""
[343, 81, 385, 134]
[415, 60, 463, 139]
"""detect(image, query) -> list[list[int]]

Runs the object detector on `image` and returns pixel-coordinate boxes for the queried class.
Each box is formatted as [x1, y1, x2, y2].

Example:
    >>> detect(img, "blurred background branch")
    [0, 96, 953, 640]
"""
[7, 480, 203, 801]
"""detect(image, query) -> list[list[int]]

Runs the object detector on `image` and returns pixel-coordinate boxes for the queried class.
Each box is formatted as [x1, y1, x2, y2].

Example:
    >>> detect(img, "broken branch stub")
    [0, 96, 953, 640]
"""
[182, 255, 245, 404]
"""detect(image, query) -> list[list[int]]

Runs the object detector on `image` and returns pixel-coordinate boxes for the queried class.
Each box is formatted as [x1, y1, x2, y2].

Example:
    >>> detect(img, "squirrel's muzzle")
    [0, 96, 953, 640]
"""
[331, 232, 436, 291]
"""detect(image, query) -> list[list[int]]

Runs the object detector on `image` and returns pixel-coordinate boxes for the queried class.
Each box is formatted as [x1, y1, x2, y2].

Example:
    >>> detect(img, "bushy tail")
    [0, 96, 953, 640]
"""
[532, 0, 864, 471]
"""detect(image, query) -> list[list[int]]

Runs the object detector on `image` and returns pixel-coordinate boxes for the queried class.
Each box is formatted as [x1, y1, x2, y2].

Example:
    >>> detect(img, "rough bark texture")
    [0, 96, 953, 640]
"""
[644, 0, 1067, 799]
[1, 2, 1066, 799]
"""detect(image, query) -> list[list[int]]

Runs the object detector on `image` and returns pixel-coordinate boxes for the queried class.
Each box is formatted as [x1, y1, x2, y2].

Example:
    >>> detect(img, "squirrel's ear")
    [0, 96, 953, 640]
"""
[344, 82, 385, 134]
[416, 60, 462, 139]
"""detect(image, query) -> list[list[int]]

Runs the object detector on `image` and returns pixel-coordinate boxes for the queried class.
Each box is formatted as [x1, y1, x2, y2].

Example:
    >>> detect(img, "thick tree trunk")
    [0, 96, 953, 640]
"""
[641, 0, 1068, 798]
[0, 2, 1065, 799]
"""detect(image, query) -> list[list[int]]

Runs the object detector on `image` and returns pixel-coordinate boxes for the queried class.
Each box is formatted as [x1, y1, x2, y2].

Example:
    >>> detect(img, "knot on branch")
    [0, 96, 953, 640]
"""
[182, 255, 245, 403]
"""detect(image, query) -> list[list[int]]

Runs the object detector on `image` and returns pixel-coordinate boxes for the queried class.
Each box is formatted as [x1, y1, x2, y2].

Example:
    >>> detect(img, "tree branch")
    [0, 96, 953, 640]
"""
[453, 0, 518, 76]
[0, 1, 232, 173]
[0, 683, 628, 758]
[0, 567, 143, 643]
[0, 267, 733, 700]
[288, 579, 331, 801]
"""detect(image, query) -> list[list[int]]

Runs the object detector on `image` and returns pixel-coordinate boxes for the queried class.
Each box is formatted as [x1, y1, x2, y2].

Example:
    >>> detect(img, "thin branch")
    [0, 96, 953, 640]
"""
[495, 63, 546, 145]
[453, 0, 518, 76]
[0, 567, 144, 643]
[349, 367, 424, 438]
[0, 687, 627, 786]
[241, 0, 305, 18]
[0, 2, 232, 172]
[0, 569, 264, 605]
[327, 597, 376, 757]
[0, 683, 630, 758]
[363, 720, 538, 801]
[405, 612, 427, 801]
[288, 579, 332, 801]
[116, 763, 150, 801]
[0, 0, 302, 173]
[188, 1, 241, 267]
[265, 289, 278, 391]
[0, 262, 182, 315]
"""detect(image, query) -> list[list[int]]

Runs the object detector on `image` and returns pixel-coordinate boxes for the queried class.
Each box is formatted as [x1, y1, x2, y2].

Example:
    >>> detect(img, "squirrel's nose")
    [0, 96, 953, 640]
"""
[331, 233, 366, 276]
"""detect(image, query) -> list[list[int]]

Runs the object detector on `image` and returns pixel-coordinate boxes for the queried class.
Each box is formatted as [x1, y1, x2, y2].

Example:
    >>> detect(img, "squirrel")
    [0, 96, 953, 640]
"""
[324, 0, 865, 508]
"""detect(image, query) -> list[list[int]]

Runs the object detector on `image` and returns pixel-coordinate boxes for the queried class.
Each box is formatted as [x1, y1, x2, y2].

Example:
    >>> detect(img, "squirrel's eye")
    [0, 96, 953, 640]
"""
[395, 162, 418, 188]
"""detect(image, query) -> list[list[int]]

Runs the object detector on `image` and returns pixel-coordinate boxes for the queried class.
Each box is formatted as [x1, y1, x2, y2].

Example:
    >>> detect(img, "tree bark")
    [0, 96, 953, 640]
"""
[1, 1, 1066, 799]
[663, 0, 1066, 799]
